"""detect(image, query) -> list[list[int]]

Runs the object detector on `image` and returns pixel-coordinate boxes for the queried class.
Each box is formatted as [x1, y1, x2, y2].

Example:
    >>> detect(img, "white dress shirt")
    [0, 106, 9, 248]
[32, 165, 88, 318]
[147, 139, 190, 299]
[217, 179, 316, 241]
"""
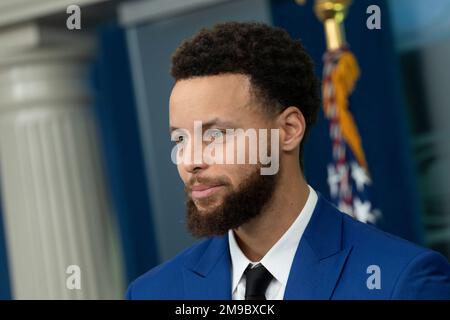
[228, 185, 318, 300]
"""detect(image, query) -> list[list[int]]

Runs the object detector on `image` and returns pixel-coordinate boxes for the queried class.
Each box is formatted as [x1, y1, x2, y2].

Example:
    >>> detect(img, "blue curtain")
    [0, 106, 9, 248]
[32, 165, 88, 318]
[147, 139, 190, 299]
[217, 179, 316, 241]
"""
[270, 0, 424, 243]
[0, 202, 11, 299]
[91, 24, 159, 284]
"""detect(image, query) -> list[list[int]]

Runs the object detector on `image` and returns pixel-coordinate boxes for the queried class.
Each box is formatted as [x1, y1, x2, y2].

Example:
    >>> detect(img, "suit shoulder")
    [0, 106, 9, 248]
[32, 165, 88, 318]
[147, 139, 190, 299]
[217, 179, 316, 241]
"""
[316, 196, 427, 260]
[331, 207, 450, 298]
[340, 210, 427, 259]
[126, 237, 214, 299]
[342, 209, 450, 280]
[391, 249, 450, 299]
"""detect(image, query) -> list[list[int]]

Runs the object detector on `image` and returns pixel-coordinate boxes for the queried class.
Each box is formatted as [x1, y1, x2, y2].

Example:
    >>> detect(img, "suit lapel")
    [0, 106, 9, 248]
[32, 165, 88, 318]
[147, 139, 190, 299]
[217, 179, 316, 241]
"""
[183, 235, 232, 299]
[284, 194, 352, 299]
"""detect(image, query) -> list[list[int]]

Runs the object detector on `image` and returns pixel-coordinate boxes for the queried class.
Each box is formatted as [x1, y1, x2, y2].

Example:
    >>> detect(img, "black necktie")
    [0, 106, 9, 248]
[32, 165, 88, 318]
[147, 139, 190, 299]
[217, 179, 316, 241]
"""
[244, 263, 273, 300]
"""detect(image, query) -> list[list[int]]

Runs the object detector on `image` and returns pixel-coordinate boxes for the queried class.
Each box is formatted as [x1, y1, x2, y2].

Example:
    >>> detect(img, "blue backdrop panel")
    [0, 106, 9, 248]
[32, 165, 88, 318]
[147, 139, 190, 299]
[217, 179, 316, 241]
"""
[270, 0, 424, 243]
[91, 24, 159, 284]
[0, 201, 11, 299]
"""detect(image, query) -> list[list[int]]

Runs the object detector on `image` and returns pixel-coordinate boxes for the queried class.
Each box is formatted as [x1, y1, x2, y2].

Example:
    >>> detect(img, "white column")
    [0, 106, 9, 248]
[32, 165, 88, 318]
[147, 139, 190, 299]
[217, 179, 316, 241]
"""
[0, 23, 125, 299]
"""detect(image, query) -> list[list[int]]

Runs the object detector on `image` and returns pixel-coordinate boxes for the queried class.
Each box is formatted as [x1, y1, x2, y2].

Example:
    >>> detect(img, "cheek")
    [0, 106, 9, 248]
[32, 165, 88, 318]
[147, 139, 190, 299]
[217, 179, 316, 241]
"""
[177, 164, 188, 184]
[225, 164, 254, 188]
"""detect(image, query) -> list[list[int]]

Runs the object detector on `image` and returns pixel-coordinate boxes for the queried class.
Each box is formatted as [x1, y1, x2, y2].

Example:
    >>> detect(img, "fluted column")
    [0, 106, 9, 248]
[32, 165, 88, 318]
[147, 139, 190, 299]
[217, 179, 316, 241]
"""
[0, 23, 124, 299]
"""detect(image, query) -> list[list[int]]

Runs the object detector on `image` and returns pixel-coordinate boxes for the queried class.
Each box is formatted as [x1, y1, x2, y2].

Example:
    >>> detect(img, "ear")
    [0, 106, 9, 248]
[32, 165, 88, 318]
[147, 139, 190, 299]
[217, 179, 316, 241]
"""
[277, 106, 306, 152]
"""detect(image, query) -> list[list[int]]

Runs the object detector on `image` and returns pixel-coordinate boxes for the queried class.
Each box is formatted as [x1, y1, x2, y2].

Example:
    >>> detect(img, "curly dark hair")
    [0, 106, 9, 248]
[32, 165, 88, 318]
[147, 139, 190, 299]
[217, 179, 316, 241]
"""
[170, 21, 320, 170]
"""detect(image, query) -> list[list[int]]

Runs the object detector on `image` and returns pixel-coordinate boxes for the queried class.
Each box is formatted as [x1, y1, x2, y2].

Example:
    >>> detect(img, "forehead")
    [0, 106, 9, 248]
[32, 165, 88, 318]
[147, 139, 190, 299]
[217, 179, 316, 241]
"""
[169, 74, 258, 129]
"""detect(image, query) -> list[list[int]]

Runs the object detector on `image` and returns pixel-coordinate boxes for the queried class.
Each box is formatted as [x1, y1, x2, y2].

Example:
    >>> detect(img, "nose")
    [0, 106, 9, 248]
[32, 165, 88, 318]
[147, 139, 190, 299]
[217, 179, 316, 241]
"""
[181, 142, 209, 174]
[184, 159, 208, 174]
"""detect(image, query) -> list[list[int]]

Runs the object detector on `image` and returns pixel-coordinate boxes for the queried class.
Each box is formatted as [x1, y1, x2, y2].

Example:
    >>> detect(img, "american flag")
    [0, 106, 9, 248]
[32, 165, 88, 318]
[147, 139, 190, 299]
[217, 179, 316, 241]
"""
[322, 49, 381, 224]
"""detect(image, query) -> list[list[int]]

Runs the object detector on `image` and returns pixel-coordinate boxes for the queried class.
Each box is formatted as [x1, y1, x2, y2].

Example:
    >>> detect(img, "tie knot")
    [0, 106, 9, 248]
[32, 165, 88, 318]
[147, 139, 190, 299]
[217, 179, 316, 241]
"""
[244, 263, 273, 300]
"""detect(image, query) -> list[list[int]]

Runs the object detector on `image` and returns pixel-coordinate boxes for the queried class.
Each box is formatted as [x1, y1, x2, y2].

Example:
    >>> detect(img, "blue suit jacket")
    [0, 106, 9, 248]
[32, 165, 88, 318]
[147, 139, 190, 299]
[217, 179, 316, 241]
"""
[126, 194, 450, 299]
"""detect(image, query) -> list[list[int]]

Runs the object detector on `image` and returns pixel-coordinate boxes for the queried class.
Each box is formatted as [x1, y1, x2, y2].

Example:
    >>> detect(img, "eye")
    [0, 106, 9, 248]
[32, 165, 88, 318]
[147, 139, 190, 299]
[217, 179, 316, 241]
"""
[205, 129, 225, 142]
[211, 129, 223, 139]
[171, 130, 187, 145]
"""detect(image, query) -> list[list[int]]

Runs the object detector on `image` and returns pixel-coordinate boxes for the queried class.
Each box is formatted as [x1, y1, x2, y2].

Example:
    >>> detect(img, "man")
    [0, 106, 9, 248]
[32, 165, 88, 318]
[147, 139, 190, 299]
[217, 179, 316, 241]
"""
[126, 22, 450, 299]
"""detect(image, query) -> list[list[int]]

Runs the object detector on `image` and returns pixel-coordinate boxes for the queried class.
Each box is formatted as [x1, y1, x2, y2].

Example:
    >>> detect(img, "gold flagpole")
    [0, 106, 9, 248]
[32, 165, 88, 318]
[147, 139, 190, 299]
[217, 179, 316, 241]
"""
[294, 0, 378, 223]
[296, 0, 352, 51]
[295, 0, 367, 172]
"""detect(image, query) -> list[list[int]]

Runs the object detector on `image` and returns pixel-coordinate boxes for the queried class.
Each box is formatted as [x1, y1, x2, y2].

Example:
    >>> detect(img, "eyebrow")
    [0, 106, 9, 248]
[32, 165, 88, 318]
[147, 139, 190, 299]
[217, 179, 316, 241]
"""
[169, 118, 239, 133]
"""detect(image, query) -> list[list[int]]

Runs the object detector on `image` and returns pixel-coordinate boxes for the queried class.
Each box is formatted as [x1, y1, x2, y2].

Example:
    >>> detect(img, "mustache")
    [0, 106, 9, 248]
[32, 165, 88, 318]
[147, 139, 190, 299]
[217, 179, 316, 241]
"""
[185, 175, 230, 192]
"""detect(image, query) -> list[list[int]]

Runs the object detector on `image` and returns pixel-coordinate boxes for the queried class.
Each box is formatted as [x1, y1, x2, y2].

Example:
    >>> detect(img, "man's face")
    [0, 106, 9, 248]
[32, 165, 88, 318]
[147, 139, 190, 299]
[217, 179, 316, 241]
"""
[169, 74, 279, 237]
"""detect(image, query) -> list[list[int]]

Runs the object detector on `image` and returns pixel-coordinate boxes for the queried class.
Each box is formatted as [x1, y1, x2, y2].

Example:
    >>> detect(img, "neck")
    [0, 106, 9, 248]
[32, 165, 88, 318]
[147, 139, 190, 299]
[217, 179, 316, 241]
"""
[232, 164, 310, 262]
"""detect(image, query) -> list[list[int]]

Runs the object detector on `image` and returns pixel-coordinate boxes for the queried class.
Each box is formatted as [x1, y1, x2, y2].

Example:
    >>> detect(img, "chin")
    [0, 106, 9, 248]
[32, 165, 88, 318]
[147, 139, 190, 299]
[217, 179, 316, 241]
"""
[194, 198, 223, 212]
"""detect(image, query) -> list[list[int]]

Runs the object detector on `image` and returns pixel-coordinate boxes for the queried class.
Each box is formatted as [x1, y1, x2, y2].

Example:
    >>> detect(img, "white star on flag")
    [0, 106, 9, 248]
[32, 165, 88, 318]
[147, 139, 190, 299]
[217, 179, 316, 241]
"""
[327, 164, 340, 197]
[353, 197, 377, 223]
[351, 162, 371, 192]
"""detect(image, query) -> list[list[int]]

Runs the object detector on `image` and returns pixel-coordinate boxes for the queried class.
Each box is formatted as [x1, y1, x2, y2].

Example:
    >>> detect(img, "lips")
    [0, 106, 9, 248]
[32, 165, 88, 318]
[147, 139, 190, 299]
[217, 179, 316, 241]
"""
[190, 184, 224, 199]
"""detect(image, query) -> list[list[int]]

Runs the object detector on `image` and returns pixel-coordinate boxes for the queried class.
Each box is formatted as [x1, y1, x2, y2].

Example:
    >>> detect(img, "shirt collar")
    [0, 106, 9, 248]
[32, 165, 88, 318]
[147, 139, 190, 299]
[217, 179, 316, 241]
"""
[228, 227, 253, 293]
[228, 185, 318, 293]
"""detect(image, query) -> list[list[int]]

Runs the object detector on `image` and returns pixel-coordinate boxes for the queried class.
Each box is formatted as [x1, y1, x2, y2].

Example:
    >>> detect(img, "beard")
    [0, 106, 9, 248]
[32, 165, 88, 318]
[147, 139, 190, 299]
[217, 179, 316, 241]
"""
[185, 166, 278, 238]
